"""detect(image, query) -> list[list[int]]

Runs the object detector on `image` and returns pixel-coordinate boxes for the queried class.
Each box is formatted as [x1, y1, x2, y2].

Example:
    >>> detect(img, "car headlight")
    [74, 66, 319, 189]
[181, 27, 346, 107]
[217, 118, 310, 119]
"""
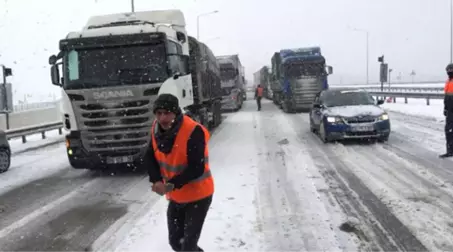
[326, 116, 342, 123]
[379, 113, 389, 120]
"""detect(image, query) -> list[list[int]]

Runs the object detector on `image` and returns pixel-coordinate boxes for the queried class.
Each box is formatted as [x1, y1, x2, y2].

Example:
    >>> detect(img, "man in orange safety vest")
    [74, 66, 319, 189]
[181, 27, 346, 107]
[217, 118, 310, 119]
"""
[143, 93, 214, 251]
[255, 84, 264, 111]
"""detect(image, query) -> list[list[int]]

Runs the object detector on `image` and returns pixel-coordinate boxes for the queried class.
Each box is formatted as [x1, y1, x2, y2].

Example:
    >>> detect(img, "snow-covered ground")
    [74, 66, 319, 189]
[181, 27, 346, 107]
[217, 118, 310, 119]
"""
[0, 129, 67, 195]
[107, 99, 453, 251]
[381, 97, 444, 121]
[109, 101, 358, 252]
[2, 98, 453, 251]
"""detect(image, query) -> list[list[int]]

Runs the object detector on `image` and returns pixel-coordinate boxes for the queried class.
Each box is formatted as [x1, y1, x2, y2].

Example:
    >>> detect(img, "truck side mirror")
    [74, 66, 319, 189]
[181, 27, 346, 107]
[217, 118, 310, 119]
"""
[49, 55, 57, 65]
[176, 32, 186, 43]
[179, 55, 190, 74]
[51, 65, 62, 86]
[327, 66, 333, 75]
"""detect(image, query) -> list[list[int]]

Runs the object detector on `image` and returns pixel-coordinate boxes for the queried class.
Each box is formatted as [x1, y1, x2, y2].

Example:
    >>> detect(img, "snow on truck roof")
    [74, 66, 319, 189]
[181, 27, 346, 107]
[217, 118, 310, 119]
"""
[216, 55, 241, 65]
[84, 9, 186, 29]
[66, 25, 177, 39]
[65, 10, 185, 39]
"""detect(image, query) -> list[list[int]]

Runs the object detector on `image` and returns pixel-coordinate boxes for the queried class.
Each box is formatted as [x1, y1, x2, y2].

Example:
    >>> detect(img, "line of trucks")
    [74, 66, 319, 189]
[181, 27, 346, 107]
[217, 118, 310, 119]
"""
[47, 9, 246, 170]
[254, 47, 333, 113]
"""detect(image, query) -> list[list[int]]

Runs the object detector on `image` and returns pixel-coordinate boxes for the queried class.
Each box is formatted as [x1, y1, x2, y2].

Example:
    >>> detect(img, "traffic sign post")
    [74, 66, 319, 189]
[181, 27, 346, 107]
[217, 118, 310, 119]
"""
[0, 65, 13, 130]
[378, 55, 388, 92]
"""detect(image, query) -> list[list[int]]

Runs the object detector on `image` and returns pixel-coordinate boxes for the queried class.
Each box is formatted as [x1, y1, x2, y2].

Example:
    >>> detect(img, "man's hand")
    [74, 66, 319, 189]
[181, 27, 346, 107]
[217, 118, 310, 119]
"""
[152, 181, 166, 196]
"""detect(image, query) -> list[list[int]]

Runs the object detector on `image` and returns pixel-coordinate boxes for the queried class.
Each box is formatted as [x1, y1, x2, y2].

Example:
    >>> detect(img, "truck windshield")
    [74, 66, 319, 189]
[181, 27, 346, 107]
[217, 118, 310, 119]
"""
[284, 63, 325, 78]
[222, 87, 235, 96]
[220, 68, 238, 81]
[322, 91, 375, 107]
[63, 43, 168, 89]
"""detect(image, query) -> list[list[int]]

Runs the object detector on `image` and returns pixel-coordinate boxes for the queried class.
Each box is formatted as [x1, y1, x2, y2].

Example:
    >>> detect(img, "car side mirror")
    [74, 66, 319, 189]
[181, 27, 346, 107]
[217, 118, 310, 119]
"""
[377, 99, 385, 105]
[313, 103, 323, 109]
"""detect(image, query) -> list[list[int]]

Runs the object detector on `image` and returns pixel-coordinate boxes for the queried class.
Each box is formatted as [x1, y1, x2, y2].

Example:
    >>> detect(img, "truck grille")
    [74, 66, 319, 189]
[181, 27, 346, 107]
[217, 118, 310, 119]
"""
[73, 99, 154, 156]
[291, 77, 322, 106]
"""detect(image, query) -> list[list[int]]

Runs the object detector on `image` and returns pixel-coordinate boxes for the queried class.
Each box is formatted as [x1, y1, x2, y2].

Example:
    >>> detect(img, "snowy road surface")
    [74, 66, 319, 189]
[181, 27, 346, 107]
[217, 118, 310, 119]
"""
[0, 98, 452, 251]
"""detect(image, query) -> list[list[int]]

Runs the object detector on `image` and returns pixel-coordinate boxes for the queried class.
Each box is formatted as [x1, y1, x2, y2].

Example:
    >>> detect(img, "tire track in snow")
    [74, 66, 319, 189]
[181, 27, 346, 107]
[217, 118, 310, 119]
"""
[385, 133, 453, 182]
[0, 167, 149, 251]
[288, 113, 427, 252]
[254, 102, 347, 251]
[255, 111, 307, 251]
[341, 144, 453, 251]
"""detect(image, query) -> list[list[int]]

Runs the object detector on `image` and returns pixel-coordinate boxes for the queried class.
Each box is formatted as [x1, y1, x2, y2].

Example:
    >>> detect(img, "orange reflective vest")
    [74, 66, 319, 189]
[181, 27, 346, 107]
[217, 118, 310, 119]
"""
[257, 87, 264, 97]
[151, 115, 214, 203]
[445, 79, 453, 94]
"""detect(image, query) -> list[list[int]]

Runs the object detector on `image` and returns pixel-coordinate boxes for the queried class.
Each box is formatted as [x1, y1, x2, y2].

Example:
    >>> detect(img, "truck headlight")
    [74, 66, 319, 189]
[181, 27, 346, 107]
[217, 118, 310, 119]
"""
[326, 116, 342, 123]
[379, 113, 389, 120]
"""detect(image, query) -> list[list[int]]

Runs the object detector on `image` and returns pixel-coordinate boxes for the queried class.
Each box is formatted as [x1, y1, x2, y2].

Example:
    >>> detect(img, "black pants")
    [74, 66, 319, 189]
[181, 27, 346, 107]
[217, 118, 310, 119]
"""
[446, 115, 453, 153]
[167, 195, 213, 251]
[256, 97, 262, 110]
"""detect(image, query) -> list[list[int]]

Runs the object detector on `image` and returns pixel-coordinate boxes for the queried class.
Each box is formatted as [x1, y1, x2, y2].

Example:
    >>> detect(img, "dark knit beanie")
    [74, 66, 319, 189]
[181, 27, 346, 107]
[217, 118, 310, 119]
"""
[153, 93, 181, 114]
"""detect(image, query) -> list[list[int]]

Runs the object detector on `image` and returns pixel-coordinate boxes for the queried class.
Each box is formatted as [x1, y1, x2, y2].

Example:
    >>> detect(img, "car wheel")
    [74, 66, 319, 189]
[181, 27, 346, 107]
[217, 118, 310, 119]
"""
[377, 135, 389, 143]
[309, 117, 317, 133]
[319, 121, 328, 143]
[0, 148, 11, 173]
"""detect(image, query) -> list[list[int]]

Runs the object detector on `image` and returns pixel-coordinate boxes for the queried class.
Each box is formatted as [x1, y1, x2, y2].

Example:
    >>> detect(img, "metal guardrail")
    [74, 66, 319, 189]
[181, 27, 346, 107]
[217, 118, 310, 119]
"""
[5, 121, 64, 143]
[12, 101, 59, 113]
[362, 87, 443, 93]
[368, 91, 443, 105]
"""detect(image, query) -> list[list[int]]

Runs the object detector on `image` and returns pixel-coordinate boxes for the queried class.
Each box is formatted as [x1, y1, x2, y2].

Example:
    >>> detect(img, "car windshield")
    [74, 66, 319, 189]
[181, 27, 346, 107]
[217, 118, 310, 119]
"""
[63, 43, 168, 89]
[322, 90, 375, 107]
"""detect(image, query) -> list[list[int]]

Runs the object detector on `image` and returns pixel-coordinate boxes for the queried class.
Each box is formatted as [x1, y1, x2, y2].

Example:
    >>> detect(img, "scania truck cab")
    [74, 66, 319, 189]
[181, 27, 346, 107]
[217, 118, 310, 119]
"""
[48, 10, 221, 170]
[271, 47, 333, 113]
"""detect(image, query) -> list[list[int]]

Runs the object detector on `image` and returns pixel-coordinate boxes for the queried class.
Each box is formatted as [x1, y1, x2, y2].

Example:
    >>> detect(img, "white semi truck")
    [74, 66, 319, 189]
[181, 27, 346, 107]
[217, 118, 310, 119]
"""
[48, 10, 222, 170]
[216, 54, 245, 111]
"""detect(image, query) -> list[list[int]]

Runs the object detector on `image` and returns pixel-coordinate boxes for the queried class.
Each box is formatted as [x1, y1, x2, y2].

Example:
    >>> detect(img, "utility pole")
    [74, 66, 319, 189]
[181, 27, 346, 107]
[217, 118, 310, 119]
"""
[131, 0, 135, 12]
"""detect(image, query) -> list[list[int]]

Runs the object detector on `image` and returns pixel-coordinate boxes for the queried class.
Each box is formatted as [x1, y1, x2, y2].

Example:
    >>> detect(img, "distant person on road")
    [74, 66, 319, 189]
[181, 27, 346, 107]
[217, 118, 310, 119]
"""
[255, 84, 264, 111]
[143, 93, 215, 251]
[441, 64, 453, 158]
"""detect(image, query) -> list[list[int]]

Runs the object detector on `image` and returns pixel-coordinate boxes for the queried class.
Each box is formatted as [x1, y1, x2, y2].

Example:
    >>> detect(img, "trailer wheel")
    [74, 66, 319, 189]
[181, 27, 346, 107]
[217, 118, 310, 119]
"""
[215, 101, 222, 127]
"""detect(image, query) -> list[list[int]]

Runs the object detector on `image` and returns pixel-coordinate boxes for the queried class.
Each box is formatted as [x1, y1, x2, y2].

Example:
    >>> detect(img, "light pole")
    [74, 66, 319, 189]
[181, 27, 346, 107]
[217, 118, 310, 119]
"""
[351, 27, 369, 85]
[131, 0, 135, 12]
[197, 10, 219, 40]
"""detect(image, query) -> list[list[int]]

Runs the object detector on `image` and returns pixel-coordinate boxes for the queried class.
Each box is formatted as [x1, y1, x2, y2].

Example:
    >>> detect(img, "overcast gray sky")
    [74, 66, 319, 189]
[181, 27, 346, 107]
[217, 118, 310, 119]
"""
[0, 0, 450, 103]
